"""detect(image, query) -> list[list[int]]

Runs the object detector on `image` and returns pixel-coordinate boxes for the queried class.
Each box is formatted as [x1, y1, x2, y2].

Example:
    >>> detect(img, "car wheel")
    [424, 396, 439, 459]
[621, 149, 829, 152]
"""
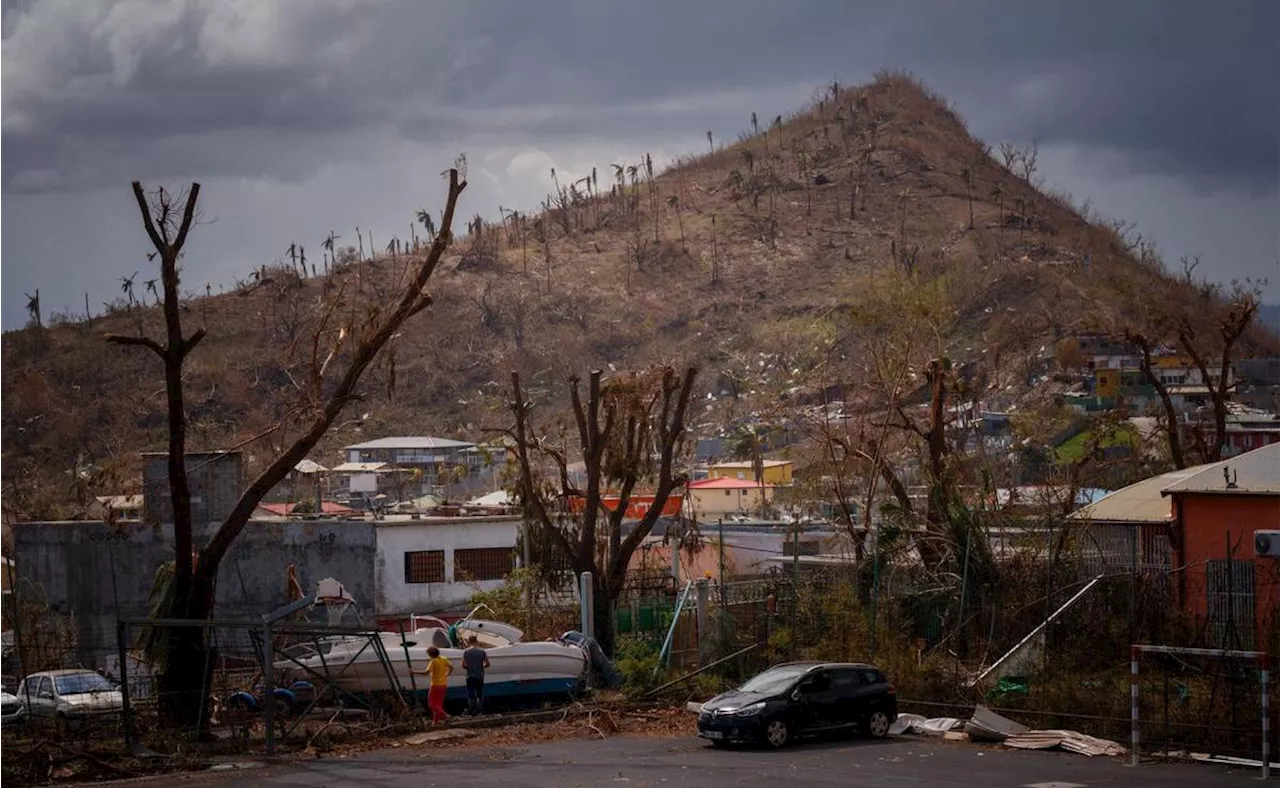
[864, 710, 890, 739]
[764, 718, 790, 748]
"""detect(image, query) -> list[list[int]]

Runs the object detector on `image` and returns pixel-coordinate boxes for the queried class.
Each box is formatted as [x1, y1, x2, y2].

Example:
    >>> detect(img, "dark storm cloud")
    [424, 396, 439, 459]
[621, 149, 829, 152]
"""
[895, 0, 1279, 194]
[2, 0, 1276, 330]
[3, 0, 1273, 194]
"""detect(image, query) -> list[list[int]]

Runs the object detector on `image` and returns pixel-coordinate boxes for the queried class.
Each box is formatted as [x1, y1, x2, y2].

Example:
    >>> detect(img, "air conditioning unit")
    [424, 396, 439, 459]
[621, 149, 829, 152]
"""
[1255, 530, 1280, 558]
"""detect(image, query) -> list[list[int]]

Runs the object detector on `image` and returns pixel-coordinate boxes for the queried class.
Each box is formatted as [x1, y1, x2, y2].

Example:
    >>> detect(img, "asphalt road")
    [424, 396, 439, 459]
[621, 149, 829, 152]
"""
[149, 735, 1267, 788]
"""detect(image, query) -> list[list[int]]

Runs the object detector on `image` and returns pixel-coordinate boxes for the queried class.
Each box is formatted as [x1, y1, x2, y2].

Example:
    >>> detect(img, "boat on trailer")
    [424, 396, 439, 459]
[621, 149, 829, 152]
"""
[274, 606, 589, 702]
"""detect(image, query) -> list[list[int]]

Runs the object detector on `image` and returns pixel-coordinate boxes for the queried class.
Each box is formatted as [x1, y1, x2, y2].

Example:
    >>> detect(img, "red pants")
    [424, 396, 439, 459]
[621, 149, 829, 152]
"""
[427, 684, 449, 723]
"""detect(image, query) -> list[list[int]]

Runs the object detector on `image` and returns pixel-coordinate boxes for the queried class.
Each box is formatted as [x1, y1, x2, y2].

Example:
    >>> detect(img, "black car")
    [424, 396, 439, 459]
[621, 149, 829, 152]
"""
[696, 661, 897, 748]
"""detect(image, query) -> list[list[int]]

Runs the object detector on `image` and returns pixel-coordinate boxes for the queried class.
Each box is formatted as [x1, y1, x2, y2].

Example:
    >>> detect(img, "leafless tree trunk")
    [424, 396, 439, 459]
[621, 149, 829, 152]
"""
[506, 366, 697, 655]
[106, 170, 467, 733]
[1128, 332, 1187, 469]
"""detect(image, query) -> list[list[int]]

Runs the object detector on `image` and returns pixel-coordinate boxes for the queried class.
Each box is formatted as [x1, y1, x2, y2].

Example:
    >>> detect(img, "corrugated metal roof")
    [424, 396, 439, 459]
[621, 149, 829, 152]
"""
[1068, 465, 1210, 524]
[343, 436, 475, 451]
[1161, 442, 1280, 495]
[331, 461, 389, 473]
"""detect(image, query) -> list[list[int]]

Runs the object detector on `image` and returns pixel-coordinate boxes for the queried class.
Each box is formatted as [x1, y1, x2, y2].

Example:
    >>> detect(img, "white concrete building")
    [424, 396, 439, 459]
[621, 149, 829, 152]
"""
[374, 515, 521, 613]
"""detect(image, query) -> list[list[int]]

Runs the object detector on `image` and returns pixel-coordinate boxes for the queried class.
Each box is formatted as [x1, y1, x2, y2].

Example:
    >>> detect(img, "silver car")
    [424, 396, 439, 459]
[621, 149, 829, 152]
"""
[17, 670, 124, 730]
[1, 690, 25, 726]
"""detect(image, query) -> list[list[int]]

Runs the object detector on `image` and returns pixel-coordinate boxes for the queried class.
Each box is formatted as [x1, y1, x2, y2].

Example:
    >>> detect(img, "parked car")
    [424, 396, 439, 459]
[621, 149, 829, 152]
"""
[16, 670, 124, 730]
[1, 690, 25, 726]
[696, 661, 897, 748]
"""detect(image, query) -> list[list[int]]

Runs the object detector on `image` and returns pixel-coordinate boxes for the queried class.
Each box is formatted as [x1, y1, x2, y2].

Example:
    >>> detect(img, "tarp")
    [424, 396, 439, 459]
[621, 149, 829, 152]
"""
[888, 713, 965, 736]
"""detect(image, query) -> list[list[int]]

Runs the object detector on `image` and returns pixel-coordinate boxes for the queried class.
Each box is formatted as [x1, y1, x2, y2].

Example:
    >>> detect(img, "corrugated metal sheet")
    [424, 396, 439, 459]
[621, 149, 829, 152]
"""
[1068, 466, 1209, 524]
[1207, 559, 1255, 649]
[1004, 729, 1127, 757]
[1077, 523, 1171, 572]
[1161, 442, 1280, 495]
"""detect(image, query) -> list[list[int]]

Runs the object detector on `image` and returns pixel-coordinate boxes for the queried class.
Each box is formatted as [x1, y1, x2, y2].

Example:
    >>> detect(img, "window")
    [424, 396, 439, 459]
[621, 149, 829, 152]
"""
[404, 550, 445, 583]
[454, 547, 514, 581]
[830, 668, 863, 691]
[725, 490, 731, 496]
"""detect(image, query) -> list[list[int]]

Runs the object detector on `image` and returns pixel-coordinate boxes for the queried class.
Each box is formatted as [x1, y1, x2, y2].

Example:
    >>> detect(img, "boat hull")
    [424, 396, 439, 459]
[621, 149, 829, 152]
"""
[275, 636, 588, 699]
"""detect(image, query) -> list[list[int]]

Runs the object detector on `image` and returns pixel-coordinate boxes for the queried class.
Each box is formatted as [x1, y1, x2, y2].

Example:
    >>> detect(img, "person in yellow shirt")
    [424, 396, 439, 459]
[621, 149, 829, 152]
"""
[412, 646, 453, 723]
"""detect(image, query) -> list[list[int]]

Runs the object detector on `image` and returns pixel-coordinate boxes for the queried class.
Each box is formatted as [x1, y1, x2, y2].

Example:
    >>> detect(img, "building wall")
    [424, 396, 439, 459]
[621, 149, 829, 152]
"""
[1175, 493, 1280, 649]
[688, 487, 770, 519]
[708, 463, 793, 485]
[142, 452, 245, 525]
[11, 519, 377, 668]
[1224, 431, 1280, 458]
[374, 517, 521, 615]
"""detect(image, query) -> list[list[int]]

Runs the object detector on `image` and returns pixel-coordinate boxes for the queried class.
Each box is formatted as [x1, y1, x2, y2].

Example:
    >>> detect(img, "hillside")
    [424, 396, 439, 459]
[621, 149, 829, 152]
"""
[3, 72, 1272, 519]
[1260, 304, 1280, 334]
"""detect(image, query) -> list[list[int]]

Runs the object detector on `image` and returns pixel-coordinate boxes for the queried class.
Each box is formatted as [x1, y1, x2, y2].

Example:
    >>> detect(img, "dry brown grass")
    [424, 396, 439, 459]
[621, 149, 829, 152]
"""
[4, 72, 1272, 517]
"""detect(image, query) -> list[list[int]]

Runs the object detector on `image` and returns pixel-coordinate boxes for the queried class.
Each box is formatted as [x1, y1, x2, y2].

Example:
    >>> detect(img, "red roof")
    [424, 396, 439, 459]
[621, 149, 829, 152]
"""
[687, 477, 774, 490]
[257, 501, 357, 516]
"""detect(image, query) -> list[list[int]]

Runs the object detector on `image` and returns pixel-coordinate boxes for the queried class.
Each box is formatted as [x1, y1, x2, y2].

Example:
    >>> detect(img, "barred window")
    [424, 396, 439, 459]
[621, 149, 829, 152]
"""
[404, 550, 445, 584]
[454, 547, 514, 581]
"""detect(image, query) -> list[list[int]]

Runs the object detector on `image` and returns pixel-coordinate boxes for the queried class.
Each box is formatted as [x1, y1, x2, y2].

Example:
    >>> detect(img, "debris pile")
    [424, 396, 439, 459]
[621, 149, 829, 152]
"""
[892, 705, 1127, 759]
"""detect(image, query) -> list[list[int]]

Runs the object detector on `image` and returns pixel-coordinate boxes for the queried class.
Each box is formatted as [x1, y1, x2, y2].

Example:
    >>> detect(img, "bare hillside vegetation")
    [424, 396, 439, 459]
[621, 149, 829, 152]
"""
[3, 72, 1271, 518]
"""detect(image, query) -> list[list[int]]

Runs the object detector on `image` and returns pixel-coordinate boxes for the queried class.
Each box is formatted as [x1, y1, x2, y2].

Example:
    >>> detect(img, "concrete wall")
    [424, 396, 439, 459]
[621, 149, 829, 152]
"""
[374, 517, 520, 614]
[142, 451, 245, 526]
[688, 487, 771, 519]
[12, 519, 376, 668]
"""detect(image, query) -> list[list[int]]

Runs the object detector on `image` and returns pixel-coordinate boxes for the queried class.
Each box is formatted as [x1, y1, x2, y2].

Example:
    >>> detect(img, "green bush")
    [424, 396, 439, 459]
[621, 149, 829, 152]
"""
[612, 636, 666, 697]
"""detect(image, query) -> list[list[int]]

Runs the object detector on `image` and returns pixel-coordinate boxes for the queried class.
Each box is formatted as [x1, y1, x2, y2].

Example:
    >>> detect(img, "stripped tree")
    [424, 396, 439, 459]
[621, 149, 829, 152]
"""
[107, 168, 467, 734]
[505, 365, 697, 656]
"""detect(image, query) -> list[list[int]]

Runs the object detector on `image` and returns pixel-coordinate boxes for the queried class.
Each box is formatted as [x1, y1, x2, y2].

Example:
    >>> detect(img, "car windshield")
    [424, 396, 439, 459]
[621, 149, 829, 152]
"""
[738, 665, 811, 695]
[54, 673, 116, 695]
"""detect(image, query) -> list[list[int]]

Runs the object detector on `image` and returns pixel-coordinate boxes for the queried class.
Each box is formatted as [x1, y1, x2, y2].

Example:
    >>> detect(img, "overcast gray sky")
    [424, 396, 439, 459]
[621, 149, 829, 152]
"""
[3, 0, 1277, 329]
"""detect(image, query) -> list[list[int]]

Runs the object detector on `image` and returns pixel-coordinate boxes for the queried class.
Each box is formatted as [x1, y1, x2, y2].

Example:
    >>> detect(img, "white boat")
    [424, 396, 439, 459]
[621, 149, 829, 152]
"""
[274, 611, 589, 701]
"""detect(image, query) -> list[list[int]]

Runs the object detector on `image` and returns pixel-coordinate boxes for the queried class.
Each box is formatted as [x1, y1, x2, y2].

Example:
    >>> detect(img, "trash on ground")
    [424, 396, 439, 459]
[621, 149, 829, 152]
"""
[888, 713, 964, 736]
[963, 705, 1028, 743]
[403, 728, 477, 746]
[1003, 729, 1126, 757]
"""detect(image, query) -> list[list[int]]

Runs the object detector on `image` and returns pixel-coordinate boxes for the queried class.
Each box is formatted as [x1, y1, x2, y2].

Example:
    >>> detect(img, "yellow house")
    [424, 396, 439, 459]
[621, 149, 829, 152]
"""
[686, 478, 775, 519]
[707, 459, 793, 486]
[1094, 368, 1119, 399]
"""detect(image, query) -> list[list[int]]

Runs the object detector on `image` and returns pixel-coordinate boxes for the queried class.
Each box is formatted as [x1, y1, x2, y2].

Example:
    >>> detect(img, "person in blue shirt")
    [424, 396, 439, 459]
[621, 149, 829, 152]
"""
[461, 635, 491, 716]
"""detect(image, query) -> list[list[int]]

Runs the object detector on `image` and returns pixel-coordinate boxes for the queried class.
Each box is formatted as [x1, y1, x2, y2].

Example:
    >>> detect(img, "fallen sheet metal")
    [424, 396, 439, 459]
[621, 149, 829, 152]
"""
[1004, 729, 1126, 757]
[403, 729, 477, 746]
[889, 713, 965, 736]
[964, 705, 1029, 743]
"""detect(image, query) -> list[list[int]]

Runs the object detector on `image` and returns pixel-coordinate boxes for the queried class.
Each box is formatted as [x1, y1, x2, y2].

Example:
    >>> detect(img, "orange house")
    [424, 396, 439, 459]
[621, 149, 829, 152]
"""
[1162, 443, 1280, 651]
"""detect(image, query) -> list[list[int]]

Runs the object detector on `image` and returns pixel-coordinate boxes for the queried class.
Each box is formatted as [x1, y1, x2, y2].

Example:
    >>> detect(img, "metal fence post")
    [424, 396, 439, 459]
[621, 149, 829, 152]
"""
[580, 572, 594, 640]
[116, 620, 135, 754]
[1130, 645, 1140, 767]
[1262, 652, 1271, 780]
[696, 579, 710, 660]
[263, 621, 275, 756]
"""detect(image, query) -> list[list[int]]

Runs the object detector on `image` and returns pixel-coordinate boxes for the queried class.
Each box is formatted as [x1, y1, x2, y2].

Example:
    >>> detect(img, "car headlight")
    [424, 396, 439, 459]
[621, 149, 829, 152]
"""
[734, 701, 765, 717]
